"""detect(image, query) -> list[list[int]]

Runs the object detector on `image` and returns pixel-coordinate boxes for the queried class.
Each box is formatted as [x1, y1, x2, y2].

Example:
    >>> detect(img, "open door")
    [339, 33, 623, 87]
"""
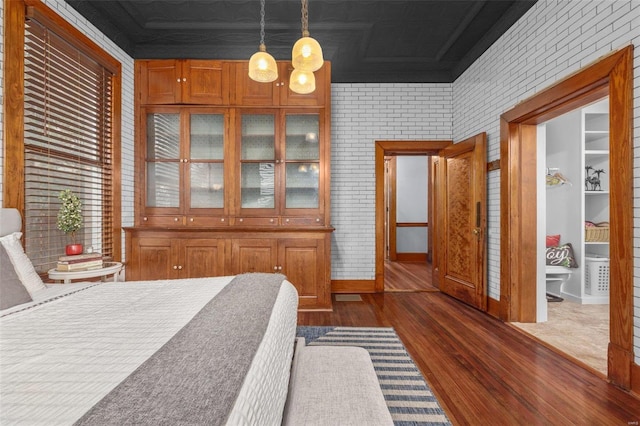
[437, 133, 487, 311]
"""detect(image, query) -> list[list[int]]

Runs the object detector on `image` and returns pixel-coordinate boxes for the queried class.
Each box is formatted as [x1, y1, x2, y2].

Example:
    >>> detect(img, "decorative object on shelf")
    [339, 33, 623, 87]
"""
[585, 165, 605, 191]
[248, 0, 278, 83]
[545, 167, 571, 187]
[57, 189, 83, 255]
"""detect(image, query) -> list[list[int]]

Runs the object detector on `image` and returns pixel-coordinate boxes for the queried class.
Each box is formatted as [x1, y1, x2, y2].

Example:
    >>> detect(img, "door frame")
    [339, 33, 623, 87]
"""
[375, 140, 452, 292]
[500, 46, 634, 389]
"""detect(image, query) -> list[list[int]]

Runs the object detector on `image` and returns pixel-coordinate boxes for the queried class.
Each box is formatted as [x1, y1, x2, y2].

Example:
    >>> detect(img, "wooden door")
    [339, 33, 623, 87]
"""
[438, 133, 487, 310]
[279, 237, 326, 309]
[180, 238, 226, 278]
[182, 60, 228, 105]
[231, 238, 278, 274]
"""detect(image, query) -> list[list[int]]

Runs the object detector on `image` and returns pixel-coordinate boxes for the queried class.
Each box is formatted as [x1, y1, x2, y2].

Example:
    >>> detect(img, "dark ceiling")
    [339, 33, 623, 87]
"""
[64, 0, 536, 83]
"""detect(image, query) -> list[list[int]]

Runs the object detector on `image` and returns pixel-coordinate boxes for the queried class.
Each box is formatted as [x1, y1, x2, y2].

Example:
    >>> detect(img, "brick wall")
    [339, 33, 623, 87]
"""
[330, 83, 452, 279]
[452, 0, 640, 361]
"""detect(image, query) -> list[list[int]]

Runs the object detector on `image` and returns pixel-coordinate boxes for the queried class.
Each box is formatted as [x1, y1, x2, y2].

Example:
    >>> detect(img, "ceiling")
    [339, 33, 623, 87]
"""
[64, 0, 536, 83]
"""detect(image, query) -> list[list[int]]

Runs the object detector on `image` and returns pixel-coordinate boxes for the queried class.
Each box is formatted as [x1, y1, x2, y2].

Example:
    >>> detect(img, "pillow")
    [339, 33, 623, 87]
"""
[0, 232, 46, 295]
[545, 243, 578, 268]
[0, 244, 33, 309]
[546, 234, 561, 247]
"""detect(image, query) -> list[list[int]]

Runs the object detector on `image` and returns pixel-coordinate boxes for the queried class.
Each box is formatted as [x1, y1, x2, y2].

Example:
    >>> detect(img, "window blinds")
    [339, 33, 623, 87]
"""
[23, 18, 114, 273]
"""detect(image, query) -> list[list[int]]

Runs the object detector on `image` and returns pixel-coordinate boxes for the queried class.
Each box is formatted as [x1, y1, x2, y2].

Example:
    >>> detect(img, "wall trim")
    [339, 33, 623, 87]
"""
[331, 280, 376, 293]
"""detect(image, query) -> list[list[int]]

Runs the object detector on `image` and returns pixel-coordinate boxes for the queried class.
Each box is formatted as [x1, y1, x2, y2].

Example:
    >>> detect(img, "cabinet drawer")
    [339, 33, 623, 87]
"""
[234, 217, 279, 226]
[141, 216, 185, 226]
[281, 217, 324, 226]
[186, 216, 229, 227]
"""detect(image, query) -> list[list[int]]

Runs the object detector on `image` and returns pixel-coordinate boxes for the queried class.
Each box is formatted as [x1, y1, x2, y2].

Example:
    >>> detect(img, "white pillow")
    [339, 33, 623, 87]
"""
[0, 232, 46, 295]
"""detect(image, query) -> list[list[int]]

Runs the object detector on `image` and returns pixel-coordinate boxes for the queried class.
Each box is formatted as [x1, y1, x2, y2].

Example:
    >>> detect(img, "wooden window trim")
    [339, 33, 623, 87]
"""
[3, 0, 122, 262]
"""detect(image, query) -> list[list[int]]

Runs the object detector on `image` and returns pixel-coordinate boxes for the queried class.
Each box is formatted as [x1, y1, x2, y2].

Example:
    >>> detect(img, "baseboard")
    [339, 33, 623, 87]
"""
[331, 279, 376, 293]
[631, 361, 640, 398]
[395, 253, 428, 262]
[487, 296, 501, 318]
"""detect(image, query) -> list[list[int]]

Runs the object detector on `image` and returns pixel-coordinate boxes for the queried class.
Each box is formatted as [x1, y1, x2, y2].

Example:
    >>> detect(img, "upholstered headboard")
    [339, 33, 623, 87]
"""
[0, 208, 22, 237]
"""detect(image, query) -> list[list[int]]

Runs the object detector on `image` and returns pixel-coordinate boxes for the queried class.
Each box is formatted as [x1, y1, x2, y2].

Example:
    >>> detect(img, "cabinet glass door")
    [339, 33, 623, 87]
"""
[240, 114, 276, 209]
[189, 113, 225, 208]
[146, 113, 180, 208]
[285, 114, 320, 208]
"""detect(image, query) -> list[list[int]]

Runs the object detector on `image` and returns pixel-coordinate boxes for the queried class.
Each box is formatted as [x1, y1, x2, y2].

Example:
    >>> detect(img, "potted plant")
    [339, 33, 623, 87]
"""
[57, 189, 84, 255]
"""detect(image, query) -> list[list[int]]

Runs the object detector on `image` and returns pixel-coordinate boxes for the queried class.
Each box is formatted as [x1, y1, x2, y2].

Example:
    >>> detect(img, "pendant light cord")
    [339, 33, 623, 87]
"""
[260, 0, 266, 46]
[301, 0, 309, 36]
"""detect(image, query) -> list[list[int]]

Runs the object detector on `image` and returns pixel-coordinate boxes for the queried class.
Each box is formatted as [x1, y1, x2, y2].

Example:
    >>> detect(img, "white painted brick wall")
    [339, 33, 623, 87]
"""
[330, 83, 452, 279]
[0, 0, 136, 260]
[453, 0, 640, 363]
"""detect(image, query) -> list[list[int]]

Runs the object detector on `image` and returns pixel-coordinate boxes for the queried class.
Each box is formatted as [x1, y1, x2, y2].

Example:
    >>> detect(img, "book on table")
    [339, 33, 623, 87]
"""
[56, 259, 104, 271]
[57, 253, 103, 264]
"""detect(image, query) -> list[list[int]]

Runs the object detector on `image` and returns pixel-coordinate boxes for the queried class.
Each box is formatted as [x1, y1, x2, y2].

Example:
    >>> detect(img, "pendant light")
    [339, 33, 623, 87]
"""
[289, 68, 316, 94]
[291, 0, 323, 72]
[248, 0, 278, 83]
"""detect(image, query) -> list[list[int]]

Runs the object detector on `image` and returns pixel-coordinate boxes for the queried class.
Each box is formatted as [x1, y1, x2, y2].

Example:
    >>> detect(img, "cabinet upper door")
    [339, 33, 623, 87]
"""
[181, 60, 228, 105]
[138, 60, 229, 105]
[232, 61, 328, 107]
[139, 60, 181, 105]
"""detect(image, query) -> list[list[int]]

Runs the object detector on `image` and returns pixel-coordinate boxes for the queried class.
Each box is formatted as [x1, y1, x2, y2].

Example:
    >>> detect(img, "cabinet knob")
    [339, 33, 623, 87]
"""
[143, 217, 148, 221]
[270, 218, 275, 223]
[239, 218, 244, 222]
[285, 218, 290, 223]
[173, 265, 178, 270]
[174, 217, 179, 222]
[316, 218, 320, 222]
[221, 218, 225, 222]
[189, 218, 194, 222]
[273, 266, 278, 271]
[176, 78, 180, 82]
[278, 266, 283, 271]
[182, 78, 186, 82]
[178, 265, 183, 270]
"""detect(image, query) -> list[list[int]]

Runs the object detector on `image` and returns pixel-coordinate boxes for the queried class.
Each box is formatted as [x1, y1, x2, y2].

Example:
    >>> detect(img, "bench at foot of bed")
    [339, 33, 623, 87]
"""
[283, 338, 394, 426]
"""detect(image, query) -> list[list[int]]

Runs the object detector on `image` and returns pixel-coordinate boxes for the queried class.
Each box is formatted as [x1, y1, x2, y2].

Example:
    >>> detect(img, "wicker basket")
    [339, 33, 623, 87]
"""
[585, 222, 609, 242]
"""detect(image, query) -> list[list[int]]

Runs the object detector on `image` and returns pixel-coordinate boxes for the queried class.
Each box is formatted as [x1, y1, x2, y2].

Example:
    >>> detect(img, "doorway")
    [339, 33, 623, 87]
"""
[500, 46, 633, 388]
[383, 155, 435, 292]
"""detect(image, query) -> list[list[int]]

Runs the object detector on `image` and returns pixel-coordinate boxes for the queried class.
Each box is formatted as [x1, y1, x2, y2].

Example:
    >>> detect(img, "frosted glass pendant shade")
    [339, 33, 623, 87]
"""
[289, 69, 315, 94]
[249, 44, 278, 83]
[291, 32, 323, 72]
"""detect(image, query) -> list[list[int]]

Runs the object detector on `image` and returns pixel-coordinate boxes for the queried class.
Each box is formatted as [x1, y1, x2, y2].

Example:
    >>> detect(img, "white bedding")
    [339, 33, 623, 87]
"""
[0, 276, 298, 425]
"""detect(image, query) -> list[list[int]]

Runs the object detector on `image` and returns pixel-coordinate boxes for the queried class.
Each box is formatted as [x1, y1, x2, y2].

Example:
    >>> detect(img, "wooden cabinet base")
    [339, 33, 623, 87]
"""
[125, 227, 333, 311]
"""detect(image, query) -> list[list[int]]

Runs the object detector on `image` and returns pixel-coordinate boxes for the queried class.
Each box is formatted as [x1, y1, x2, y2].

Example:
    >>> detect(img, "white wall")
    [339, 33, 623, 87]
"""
[452, 0, 640, 362]
[0, 0, 137, 259]
[330, 84, 452, 279]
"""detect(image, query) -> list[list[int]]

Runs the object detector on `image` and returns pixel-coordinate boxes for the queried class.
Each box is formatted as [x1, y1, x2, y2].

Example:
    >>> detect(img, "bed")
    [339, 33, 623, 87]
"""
[0, 209, 299, 425]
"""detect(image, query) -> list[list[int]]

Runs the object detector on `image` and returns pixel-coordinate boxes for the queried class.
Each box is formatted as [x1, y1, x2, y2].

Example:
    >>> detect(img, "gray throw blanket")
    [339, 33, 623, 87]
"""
[75, 273, 286, 426]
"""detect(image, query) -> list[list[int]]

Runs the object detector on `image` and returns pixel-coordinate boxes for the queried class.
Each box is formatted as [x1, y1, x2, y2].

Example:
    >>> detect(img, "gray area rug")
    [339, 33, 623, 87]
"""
[296, 326, 451, 426]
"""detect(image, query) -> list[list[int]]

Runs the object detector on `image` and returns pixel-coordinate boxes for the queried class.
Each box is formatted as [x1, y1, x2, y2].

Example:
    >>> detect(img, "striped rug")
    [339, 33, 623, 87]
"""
[296, 326, 451, 426]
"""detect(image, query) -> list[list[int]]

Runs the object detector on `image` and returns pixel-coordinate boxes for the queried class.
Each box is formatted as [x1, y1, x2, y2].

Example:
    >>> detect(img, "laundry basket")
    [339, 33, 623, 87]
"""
[584, 256, 609, 296]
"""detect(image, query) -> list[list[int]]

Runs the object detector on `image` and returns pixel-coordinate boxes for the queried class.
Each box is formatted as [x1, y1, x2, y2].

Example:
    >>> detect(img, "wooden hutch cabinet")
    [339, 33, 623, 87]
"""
[126, 59, 333, 310]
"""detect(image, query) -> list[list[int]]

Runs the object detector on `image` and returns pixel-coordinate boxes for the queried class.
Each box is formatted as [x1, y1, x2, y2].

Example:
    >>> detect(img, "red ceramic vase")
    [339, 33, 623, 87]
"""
[65, 244, 83, 255]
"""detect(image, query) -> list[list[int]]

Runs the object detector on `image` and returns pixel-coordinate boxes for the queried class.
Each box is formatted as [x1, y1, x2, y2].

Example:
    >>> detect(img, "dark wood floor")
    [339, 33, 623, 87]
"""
[299, 270, 640, 424]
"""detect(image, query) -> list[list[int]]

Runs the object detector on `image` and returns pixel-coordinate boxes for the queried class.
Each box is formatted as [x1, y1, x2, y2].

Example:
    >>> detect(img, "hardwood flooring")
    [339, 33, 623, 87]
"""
[384, 260, 438, 292]
[298, 291, 640, 425]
